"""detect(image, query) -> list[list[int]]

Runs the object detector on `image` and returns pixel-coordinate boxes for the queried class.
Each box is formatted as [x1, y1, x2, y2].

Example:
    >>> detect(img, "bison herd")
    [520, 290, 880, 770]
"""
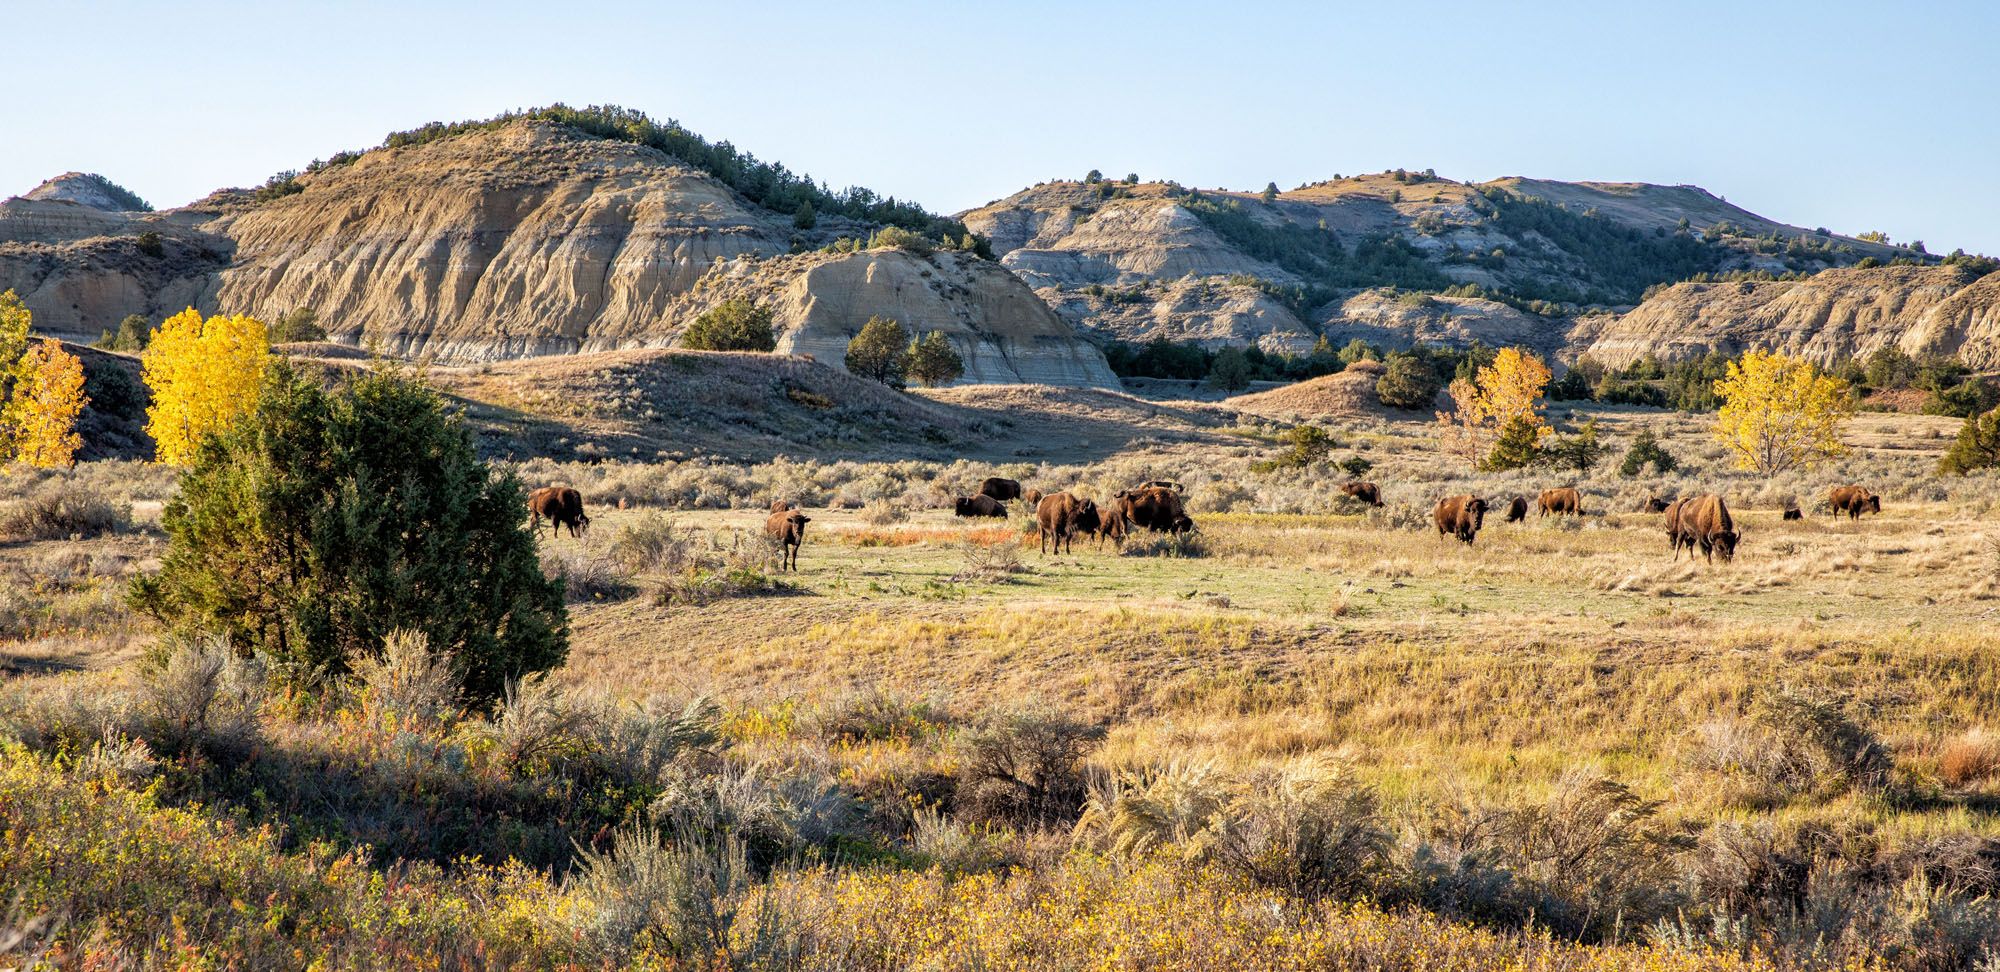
[524, 476, 1888, 574]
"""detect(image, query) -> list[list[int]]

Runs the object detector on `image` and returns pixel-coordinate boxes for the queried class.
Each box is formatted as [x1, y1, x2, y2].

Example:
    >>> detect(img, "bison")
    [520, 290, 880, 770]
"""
[1503, 496, 1529, 523]
[1140, 480, 1186, 494]
[1340, 481, 1384, 508]
[528, 486, 589, 538]
[764, 509, 810, 571]
[769, 499, 793, 513]
[979, 477, 1024, 502]
[1673, 494, 1738, 564]
[1023, 488, 1045, 506]
[1827, 485, 1880, 520]
[1035, 492, 1099, 555]
[1114, 485, 1195, 535]
[1094, 506, 1129, 549]
[1641, 496, 1672, 514]
[954, 495, 1008, 518]
[1537, 487, 1583, 517]
[1782, 506, 1803, 521]
[1433, 495, 1488, 544]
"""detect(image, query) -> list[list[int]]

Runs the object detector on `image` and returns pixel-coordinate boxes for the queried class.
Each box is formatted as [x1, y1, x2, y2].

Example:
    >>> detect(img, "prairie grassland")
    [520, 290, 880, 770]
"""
[6, 404, 2000, 969]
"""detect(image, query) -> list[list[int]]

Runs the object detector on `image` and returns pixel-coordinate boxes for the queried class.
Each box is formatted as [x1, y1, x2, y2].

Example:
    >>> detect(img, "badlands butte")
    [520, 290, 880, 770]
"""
[4, 105, 1998, 389]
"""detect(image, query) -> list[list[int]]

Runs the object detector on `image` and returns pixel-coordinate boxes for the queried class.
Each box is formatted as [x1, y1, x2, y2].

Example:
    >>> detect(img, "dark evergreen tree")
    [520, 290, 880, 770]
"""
[1618, 428, 1678, 476]
[1485, 415, 1542, 471]
[131, 364, 567, 704]
[1375, 354, 1442, 410]
[846, 316, 910, 387]
[1207, 346, 1253, 392]
[1939, 407, 2000, 475]
[905, 331, 965, 388]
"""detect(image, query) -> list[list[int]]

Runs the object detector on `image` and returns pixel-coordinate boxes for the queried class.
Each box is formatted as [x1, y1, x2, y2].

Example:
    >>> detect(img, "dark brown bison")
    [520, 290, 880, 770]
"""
[1035, 492, 1099, 555]
[528, 486, 589, 538]
[954, 495, 1008, 518]
[1782, 507, 1803, 521]
[1662, 497, 1691, 558]
[1140, 480, 1186, 493]
[1641, 496, 1672, 513]
[1827, 485, 1880, 520]
[764, 509, 810, 571]
[1537, 488, 1583, 517]
[1094, 506, 1129, 549]
[979, 477, 1024, 502]
[1340, 482, 1384, 507]
[1673, 494, 1738, 563]
[1433, 495, 1488, 544]
[1503, 496, 1529, 523]
[1114, 485, 1195, 535]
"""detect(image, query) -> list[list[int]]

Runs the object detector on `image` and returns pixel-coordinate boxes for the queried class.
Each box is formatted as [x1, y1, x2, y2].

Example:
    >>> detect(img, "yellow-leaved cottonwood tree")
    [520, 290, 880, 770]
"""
[1712, 349, 1853, 475]
[1435, 347, 1551, 467]
[1, 338, 89, 467]
[141, 309, 271, 464]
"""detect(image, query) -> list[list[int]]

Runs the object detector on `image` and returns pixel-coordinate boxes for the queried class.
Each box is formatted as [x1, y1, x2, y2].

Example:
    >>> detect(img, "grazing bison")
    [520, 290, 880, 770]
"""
[1114, 485, 1195, 535]
[1641, 496, 1672, 514]
[1140, 480, 1186, 494]
[1782, 507, 1803, 521]
[769, 499, 793, 513]
[1095, 506, 1129, 549]
[1674, 494, 1738, 564]
[1433, 495, 1488, 545]
[528, 486, 589, 538]
[1537, 488, 1583, 517]
[1035, 492, 1099, 555]
[1340, 481, 1384, 507]
[1023, 488, 1044, 506]
[1662, 497, 1692, 559]
[1503, 496, 1529, 523]
[978, 477, 1024, 502]
[764, 509, 811, 571]
[1827, 485, 1881, 520]
[954, 495, 1008, 518]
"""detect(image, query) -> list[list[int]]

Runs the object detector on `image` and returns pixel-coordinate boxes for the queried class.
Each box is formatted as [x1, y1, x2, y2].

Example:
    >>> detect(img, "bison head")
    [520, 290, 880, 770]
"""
[1865, 495, 1881, 514]
[1468, 497, 1488, 528]
[954, 497, 971, 516]
[1713, 529, 1738, 561]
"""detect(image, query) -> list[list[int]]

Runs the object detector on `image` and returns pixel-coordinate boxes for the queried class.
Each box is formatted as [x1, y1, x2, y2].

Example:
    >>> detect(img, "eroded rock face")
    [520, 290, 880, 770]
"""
[1319, 290, 1568, 356]
[1583, 264, 2000, 368]
[643, 249, 1117, 387]
[206, 122, 793, 359]
[0, 121, 1114, 385]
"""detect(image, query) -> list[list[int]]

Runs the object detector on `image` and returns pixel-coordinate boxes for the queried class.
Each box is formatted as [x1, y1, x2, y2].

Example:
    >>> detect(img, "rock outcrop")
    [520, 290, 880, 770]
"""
[1582, 264, 2000, 369]
[961, 173, 1919, 353]
[2, 121, 1115, 386]
[640, 249, 1116, 386]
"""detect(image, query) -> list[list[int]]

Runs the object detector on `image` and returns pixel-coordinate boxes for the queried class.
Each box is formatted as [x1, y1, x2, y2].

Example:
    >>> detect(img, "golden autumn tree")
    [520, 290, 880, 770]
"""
[141, 309, 271, 464]
[0, 339, 88, 467]
[1434, 347, 1552, 468]
[0, 289, 29, 397]
[1713, 349, 1853, 475]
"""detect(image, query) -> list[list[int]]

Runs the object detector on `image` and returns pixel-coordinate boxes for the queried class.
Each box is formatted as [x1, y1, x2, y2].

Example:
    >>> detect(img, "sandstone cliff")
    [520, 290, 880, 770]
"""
[642, 249, 1116, 386]
[2, 120, 1115, 386]
[1582, 264, 2000, 369]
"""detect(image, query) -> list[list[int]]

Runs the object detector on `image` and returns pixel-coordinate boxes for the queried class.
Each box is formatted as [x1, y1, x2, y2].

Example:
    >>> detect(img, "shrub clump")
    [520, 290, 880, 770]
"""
[0, 480, 128, 541]
[130, 364, 567, 705]
[680, 298, 777, 353]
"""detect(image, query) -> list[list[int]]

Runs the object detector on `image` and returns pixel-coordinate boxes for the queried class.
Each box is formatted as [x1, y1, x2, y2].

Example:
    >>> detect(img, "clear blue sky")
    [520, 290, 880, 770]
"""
[7, 0, 1996, 254]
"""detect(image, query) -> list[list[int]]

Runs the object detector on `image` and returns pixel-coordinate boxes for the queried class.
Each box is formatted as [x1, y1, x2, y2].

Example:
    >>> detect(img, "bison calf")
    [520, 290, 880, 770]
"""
[1782, 507, 1803, 521]
[1503, 496, 1529, 523]
[765, 509, 810, 571]
[1434, 495, 1488, 544]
